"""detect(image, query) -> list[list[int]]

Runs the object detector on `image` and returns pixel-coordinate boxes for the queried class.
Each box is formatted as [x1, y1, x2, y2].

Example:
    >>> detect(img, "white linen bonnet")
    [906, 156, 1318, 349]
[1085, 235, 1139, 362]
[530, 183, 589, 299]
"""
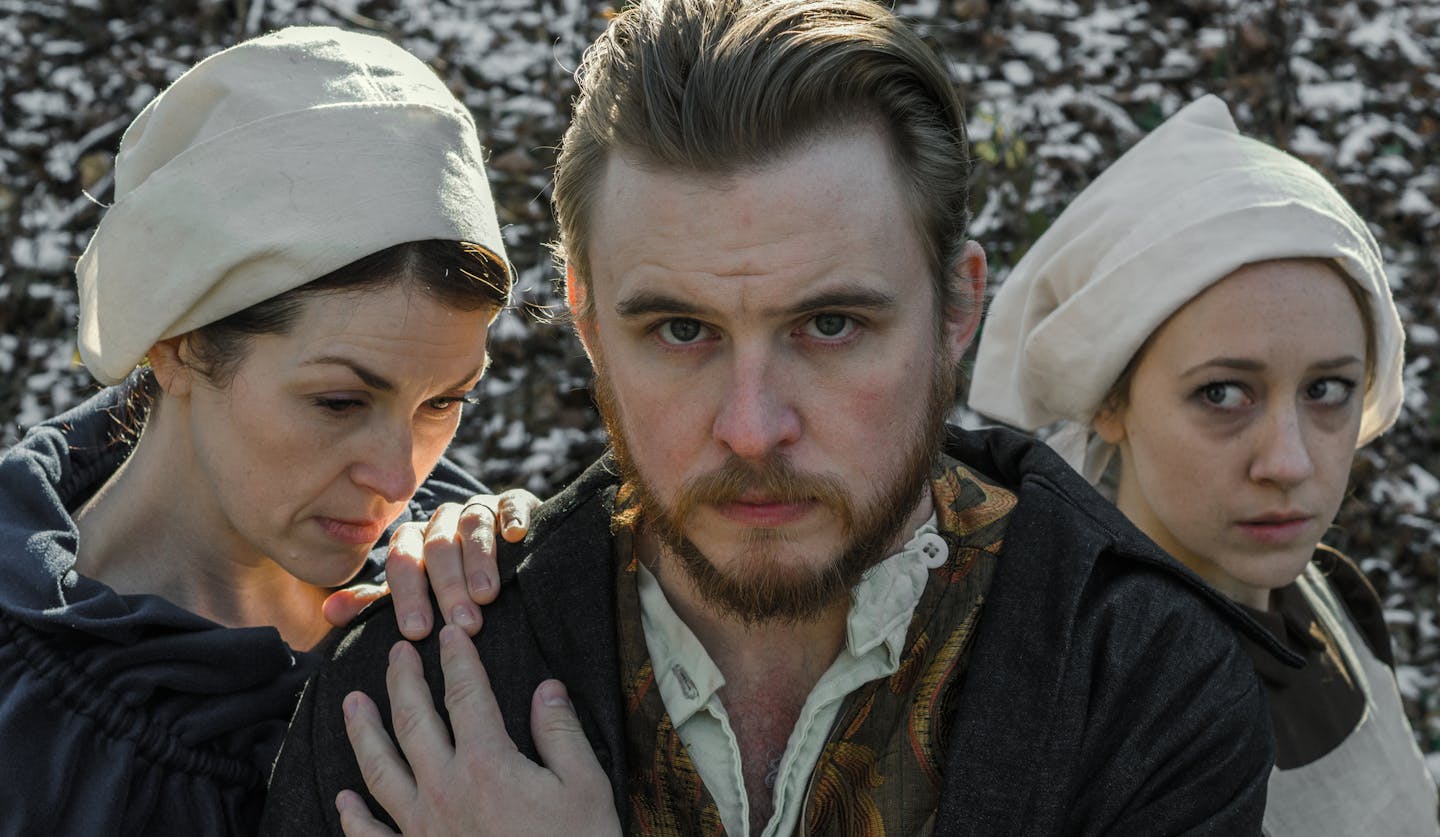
[968, 95, 1404, 483]
[76, 26, 510, 384]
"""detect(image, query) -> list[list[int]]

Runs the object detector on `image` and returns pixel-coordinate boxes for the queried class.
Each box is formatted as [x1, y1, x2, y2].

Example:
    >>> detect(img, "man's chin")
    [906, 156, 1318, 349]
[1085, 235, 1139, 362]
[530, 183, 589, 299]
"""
[663, 530, 864, 625]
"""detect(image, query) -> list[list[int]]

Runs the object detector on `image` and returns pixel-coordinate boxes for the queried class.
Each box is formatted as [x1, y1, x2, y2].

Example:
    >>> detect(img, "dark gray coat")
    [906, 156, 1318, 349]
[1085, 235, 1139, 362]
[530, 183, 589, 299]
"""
[262, 426, 1287, 836]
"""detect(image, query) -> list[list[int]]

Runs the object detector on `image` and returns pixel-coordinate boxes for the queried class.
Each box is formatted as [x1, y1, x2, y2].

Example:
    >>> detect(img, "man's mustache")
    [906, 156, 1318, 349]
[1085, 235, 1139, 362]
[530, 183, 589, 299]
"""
[670, 456, 856, 536]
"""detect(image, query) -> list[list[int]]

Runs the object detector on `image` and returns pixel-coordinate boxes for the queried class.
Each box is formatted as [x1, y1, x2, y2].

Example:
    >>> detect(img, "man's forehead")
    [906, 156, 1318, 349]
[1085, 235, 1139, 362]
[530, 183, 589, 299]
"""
[586, 128, 931, 318]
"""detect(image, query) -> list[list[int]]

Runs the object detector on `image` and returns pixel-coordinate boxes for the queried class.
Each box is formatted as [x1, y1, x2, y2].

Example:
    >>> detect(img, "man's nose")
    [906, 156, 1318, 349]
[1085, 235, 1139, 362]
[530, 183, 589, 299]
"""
[711, 355, 801, 460]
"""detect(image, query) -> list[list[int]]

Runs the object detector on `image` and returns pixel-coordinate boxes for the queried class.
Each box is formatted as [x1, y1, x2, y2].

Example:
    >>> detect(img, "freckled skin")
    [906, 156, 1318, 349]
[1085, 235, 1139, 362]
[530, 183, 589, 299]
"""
[1095, 261, 1368, 610]
[179, 285, 494, 588]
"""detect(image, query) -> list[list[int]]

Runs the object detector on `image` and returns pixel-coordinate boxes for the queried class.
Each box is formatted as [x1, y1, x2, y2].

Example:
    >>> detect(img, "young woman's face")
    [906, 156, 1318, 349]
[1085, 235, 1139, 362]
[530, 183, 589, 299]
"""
[1094, 260, 1368, 609]
[175, 283, 493, 588]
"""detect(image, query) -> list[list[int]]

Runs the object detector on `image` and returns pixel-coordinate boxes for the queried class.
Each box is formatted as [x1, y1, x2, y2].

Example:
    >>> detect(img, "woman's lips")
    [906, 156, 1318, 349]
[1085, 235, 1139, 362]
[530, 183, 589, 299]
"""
[316, 516, 388, 546]
[1235, 515, 1314, 545]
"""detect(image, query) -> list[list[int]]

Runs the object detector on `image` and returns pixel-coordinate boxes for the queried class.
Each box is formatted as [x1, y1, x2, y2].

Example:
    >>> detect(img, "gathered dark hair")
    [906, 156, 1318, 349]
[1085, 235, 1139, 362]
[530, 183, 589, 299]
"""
[118, 239, 509, 435]
[185, 239, 509, 387]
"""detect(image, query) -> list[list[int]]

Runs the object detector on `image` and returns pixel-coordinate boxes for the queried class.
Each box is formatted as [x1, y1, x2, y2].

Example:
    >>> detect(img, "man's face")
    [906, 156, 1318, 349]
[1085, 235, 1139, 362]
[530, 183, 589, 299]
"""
[575, 126, 977, 623]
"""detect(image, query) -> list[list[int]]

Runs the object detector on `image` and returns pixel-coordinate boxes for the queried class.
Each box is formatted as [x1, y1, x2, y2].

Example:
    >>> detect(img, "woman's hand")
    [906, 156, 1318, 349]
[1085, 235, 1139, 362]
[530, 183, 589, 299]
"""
[335, 626, 621, 837]
[322, 489, 541, 639]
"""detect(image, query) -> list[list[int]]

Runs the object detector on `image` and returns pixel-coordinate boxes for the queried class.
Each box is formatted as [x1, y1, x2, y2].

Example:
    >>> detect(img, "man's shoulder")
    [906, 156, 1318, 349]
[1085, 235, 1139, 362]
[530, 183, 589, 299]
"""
[499, 454, 621, 576]
[941, 424, 1162, 578]
[943, 423, 1277, 658]
[332, 453, 625, 668]
[263, 457, 627, 835]
[935, 429, 1273, 833]
[942, 425, 1132, 535]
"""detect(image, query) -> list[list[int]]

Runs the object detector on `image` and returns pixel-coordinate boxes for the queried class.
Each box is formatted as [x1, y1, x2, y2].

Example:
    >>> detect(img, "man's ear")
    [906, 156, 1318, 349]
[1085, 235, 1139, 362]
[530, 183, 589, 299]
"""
[565, 262, 598, 361]
[942, 240, 987, 363]
[1092, 404, 1128, 445]
[146, 337, 193, 397]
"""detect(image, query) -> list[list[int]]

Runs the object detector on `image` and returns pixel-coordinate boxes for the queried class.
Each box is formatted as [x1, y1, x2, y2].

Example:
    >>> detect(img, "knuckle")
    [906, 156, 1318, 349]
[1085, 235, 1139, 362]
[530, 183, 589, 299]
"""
[422, 505, 460, 535]
[423, 525, 462, 548]
[455, 749, 496, 786]
[389, 703, 428, 743]
[385, 562, 426, 593]
[354, 749, 393, 788]
[434, 576, 470, 599]
[442, 676, 485, 714]
[388, 524, 423, 551]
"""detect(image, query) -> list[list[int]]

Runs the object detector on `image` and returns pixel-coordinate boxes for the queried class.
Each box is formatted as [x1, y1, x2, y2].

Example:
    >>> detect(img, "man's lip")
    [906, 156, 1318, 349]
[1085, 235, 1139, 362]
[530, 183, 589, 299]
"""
[316, 516, 389, 546]
[713, 499, 816, 527]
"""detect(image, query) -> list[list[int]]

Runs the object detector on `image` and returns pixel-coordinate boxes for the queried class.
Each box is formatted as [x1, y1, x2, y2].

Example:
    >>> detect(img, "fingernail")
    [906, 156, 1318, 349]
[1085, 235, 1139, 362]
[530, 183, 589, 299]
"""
[469, 572, 493, 592]
[452, 604, 478, 629]
[389, 641, 407, 664]
[342, 693, 357, 721]
[402, 613, 426, 635]
[540, 680, 570, 708]
[439, 624, 463, 647]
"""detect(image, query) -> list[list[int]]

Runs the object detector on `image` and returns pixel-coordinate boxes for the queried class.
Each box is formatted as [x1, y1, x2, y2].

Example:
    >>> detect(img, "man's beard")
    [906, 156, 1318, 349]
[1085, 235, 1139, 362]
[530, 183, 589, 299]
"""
[596, 352, 955, 626]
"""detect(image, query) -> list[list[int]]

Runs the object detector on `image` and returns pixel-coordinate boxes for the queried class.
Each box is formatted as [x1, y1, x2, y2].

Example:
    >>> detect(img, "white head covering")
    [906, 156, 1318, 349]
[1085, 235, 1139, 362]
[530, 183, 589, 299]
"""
[76, 26, 510, 384]
[968, 95, 1404, 483]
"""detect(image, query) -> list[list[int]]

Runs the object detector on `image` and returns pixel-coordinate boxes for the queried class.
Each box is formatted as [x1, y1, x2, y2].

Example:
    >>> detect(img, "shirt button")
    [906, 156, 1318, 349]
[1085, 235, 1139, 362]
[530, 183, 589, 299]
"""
[916, 533, 948, 568]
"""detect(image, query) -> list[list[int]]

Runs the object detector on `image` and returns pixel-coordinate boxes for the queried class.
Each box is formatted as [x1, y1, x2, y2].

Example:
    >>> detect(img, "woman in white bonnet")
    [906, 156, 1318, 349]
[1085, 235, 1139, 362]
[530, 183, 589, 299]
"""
[970, 95, 1436, 833]
[0, 27, 523, 834]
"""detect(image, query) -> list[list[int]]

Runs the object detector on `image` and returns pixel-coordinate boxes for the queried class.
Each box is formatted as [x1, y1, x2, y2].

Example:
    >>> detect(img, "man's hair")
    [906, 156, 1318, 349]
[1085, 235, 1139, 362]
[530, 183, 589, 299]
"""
[553, 0, 971, 316]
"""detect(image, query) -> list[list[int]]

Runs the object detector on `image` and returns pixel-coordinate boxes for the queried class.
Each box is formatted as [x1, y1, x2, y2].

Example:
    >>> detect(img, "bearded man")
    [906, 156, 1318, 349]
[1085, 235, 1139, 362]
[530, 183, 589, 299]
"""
[262, 1, 1280, 834]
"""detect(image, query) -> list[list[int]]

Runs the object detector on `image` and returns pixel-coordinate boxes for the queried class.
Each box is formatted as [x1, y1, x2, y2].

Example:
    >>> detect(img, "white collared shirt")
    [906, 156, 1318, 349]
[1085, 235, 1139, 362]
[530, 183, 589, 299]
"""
[636, 515, 949, 837]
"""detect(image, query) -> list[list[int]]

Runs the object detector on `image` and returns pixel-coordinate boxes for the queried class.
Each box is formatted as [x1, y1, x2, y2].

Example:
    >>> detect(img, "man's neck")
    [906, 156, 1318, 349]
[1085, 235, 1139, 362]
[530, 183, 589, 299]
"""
[642, 544, 846, 833]
[639, 536, 849, 691]
[635, 490, 935, 832]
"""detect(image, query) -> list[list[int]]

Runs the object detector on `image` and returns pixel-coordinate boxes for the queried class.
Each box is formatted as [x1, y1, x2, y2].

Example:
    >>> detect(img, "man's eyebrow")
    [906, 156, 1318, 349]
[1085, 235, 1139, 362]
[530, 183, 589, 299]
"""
[613, 287, 898, 318]
[301, 357, 395, 392]
[783, 288, 896, 316]
[614, 290, 704, 318]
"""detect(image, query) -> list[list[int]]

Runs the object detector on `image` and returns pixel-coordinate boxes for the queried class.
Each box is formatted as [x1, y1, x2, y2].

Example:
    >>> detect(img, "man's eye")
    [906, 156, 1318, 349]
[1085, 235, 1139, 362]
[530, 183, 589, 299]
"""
[804, 313, 855, 340]
[657, 318, 707, 345]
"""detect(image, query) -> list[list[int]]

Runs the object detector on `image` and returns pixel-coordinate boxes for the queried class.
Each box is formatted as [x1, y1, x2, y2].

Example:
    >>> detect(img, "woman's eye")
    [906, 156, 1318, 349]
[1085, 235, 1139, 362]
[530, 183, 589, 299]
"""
[314, 397, 363, 413]
[1198, 382, 1246, 409]
[425, 391, 480, 413]
[656, 318, 708, 345]
[1305, 378, 1355, 407]
[804, 313, 855, 340]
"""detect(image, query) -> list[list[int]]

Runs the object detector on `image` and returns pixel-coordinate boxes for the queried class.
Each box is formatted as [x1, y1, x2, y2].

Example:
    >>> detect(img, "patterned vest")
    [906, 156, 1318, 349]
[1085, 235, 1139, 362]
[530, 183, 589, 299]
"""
[616, 454, 1017, 836]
